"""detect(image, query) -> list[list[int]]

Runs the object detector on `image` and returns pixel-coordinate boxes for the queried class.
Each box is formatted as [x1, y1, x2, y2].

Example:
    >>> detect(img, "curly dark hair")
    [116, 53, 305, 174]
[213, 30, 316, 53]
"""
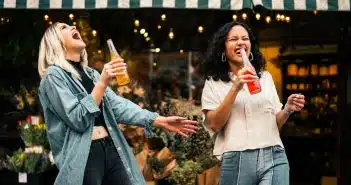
[201, 21, 266, 82]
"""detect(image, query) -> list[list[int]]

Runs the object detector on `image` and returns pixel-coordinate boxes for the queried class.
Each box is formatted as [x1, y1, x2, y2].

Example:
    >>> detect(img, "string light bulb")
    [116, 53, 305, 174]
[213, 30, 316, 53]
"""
[161, 14, 166, 21]
[134, 29, 138, 33]
[49, 21, 53, 25]
[144, 32, 148, 37]
[155, 48, 160, 53]
[73, 22, 77, 26]
[44, 15, 49, 21]
[146, 37, 150, 42]
[280, 15, 285, 20]
[198, 26, 204, 33]
[285, 16, 291, 23]
[232, 14, 238, 21]
[313, 10, 318, 15]
[242, 13, 247, 20]
[180, 49, 184, 54]
[98, 50, 102, 54]
[157, 25, 162, 30]
[276, 14, 281, 21]
[265, 16, 271, 23]
[134, 19, 140, 27]
[69, 14, 74, 20]
[140, 28, 146, 35]
[168, 28, 174, 39]
[92, 30, 97, 37]
[255, 13, 261, 20]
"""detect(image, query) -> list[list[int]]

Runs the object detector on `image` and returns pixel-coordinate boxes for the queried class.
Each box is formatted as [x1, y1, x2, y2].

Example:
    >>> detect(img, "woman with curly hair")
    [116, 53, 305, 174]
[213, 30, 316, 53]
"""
[201, 21, 305, 185]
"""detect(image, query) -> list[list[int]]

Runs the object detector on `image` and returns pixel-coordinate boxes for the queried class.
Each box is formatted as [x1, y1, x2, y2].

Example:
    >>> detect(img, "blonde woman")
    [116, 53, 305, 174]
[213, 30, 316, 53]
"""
[38, 22, 198, 185]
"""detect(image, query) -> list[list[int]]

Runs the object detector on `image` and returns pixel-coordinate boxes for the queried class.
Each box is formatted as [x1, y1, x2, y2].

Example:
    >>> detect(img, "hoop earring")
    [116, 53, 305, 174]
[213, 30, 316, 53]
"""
[249, 52, 254, 61]
[221, 52, 226, 63]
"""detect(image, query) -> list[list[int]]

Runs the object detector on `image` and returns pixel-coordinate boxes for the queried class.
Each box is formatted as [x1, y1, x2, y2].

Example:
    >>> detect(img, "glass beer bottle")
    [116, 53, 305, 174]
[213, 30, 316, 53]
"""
[240, 49, 261, 95]
[107, 39, 131, 86]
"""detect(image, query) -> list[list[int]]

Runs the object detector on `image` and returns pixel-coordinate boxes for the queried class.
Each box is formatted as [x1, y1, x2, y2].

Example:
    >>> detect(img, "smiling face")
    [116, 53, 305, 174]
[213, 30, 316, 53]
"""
[224, 25, 251, 66]
[57, 23, 86, 52]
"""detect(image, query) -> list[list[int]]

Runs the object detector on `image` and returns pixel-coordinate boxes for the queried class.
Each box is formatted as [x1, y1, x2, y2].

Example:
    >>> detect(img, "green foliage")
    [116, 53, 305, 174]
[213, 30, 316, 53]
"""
[18, 117, 50, 149]
[117, 83, 219, 182]
[13, 86, 40, 113]
[6, 115, 53, 174]
[6, 148, 52, 174]
[154, 100, 219, 182]
[147, 156, 165, 174]
[172, 119, 219, 170]
[169, 160, 202, 185]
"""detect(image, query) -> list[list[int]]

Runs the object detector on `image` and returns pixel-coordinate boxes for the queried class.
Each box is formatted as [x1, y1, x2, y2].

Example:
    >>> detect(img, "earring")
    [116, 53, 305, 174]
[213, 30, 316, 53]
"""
[249, 52, 254, 61]
[221, 52, 226, 63]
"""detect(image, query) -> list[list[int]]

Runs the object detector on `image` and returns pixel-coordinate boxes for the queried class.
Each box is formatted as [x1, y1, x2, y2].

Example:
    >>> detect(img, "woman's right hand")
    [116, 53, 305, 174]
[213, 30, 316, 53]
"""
[231, 67, 258, 92]
[98, 59, 127, 86]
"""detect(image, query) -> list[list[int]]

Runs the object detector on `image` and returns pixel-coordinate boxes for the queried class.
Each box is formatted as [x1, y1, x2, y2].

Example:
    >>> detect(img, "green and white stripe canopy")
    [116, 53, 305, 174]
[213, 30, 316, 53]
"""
[0, 0, 252, 9]
[0, 0, 350, 11]
[254, 0, 350, 11]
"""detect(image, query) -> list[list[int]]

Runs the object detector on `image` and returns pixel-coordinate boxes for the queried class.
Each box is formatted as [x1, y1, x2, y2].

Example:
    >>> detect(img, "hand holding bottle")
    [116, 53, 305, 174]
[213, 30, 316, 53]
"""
[107, 39, 131, 86]
[99, 59, 127, 87]
[240, 49, 262, 95]
[231, 67, 258, 92]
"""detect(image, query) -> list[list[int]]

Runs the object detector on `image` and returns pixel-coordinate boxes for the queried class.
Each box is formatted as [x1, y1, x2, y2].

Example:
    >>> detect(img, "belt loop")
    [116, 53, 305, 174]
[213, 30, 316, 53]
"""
[102, 136, 111, 145]
[103, 137, 108, 145]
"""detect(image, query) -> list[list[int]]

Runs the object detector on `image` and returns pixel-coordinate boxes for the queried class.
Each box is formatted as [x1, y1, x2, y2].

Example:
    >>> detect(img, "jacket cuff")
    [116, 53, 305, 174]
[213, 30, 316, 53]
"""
[80, 94, 101, 114]
[144, 112, 159, 138]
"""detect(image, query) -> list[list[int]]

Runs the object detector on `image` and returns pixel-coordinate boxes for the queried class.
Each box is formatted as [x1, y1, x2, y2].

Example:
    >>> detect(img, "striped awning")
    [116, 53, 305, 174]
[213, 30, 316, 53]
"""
[0, 0, 252, 9]
[1, 0, 350, 10]
[253, 0, 351, 11]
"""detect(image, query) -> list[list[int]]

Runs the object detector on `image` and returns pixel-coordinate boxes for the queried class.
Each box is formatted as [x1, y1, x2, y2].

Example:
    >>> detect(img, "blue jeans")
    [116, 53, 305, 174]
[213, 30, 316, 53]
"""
[219, 145, 289, 185]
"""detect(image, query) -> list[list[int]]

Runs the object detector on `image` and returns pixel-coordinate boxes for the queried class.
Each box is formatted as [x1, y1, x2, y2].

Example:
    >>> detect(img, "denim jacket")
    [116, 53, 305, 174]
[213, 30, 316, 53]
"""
[38, 65, 158, 185]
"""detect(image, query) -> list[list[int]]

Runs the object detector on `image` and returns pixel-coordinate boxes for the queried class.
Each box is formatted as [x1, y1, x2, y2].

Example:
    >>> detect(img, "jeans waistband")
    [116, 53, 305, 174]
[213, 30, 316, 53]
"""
[91, 135, 113, 145]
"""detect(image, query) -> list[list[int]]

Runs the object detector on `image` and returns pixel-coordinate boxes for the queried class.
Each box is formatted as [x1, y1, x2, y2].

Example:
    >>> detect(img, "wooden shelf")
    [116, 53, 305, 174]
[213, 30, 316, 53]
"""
[280, 54, 339, 137]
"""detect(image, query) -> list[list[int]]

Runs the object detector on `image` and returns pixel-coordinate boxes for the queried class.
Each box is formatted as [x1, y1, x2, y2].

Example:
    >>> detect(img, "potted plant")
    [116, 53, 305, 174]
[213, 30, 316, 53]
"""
[6, 147, 53, 185]
[5, 115, 54, 185]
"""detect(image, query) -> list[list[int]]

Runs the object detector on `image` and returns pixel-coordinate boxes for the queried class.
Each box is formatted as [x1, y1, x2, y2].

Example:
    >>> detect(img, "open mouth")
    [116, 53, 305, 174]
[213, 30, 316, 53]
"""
[235, 48, 246, 55]
[72, 32, 81, 40]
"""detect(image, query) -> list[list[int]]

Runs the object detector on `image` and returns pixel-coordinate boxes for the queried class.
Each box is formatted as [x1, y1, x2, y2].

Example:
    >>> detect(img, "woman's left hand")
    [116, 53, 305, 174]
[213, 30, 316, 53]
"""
[285, 93, 305, 112]
[154, 116, 199, 137]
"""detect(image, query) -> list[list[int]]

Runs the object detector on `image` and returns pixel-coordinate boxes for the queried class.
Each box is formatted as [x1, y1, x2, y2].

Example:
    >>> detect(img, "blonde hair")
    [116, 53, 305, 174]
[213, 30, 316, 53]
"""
[38, 22, 88, 80]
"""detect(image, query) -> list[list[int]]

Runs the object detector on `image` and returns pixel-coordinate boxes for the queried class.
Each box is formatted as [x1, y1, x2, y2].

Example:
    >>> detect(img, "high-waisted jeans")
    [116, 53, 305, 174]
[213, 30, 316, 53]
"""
[83, 136, 132, 185]
[219, 145, 289, 185]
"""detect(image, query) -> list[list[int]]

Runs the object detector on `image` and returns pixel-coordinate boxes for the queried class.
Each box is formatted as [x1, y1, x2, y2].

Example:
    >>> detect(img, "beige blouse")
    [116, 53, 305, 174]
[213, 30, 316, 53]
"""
[201, 71, 284, 159]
